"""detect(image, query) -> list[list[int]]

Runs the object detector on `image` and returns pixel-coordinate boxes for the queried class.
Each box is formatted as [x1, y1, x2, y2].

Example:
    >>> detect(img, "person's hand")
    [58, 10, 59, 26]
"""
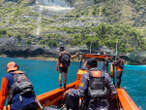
[63, 89, 70, 98]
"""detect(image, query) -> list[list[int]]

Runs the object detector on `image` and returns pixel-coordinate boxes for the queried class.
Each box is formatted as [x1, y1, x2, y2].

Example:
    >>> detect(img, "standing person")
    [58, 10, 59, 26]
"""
[0, 61, 37, 110]
[63, 58, 116, 110]
[56, 46, 78, 88]
[115, 56, 124, 88]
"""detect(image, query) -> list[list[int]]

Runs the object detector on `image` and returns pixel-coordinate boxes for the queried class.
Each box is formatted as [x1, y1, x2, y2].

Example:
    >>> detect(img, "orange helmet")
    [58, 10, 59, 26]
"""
[7, 61, 18, 72]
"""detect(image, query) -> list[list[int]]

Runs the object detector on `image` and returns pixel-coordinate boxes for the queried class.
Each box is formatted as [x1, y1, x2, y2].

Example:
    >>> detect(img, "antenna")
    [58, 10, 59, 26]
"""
[90, 40, 93, 53]
[116, 39, 118, 56]
[115, 39, 118, 61]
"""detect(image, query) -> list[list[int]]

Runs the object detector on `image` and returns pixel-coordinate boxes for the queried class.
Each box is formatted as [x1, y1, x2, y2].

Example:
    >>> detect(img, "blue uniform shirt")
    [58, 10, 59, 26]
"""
[69, 67, 116, 97]
[5, 73, 36, 110]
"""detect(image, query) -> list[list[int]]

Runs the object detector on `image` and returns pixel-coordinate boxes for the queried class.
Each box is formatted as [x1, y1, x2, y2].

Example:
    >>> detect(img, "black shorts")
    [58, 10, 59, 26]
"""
[59, 67, 68, 73]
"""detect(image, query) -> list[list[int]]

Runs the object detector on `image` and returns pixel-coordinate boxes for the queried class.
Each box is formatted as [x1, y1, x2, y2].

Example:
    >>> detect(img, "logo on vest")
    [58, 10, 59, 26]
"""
[91, 71, 101, 77]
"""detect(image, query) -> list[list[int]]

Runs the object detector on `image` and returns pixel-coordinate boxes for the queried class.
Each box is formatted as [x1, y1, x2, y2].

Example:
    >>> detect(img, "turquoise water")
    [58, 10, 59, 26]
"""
[0, 57, 146, 110]
[122, 65, 146, 110]
[0, 57, 79, 95]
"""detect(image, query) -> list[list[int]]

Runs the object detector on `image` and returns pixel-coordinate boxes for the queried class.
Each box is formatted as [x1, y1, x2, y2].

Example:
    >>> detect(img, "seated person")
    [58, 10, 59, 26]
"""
[64, 58, 116, 110]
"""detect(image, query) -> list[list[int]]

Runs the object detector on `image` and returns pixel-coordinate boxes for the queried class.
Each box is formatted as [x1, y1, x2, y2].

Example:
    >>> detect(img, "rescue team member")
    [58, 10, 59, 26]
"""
[0, 61, 37, 110]
[115, 56, 124, 88]
[64, 58, 116, 110]
[56, 46, 78, 88]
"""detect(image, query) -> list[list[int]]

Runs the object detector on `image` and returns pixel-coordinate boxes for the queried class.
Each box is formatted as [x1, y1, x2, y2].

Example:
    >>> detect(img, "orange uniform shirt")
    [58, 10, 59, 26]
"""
[0, 77, 8, 110]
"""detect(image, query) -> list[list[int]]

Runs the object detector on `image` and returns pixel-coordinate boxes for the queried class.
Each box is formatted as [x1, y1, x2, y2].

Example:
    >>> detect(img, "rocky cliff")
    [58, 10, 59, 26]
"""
[0, 0, 145, 64]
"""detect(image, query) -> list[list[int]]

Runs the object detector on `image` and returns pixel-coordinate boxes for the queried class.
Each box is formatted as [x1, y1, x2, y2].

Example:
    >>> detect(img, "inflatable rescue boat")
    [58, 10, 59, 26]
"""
[4, 54, 139, 110]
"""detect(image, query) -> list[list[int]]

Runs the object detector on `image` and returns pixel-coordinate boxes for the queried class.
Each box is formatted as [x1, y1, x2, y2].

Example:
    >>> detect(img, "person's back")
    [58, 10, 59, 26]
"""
[88, 70, 110, 98]
[81, 68, 115, 110]
[0, 61, 36, 110]
[59, 51, 71, 68]
[115, 56, 124, 88]
[64, 58, 116, 110]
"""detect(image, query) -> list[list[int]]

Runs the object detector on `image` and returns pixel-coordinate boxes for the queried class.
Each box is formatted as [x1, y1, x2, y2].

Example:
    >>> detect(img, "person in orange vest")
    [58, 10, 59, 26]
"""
[56, 46, 78, 88]
[0, 61, 37, 110]
[63, 58, 116, 110]
[115, 56, 124, 88]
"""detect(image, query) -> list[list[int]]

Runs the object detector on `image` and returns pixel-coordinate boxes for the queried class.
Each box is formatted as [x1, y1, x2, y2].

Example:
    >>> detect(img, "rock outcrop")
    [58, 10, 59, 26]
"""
[0, 37, 88, 58]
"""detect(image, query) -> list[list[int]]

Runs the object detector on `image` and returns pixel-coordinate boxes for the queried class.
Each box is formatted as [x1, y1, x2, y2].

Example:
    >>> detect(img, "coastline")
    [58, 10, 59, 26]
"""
[0, 55, 80, 62]
[0, 55, 145, 64]
[27, 56, 58, 61]
[0, 55, 58, 61]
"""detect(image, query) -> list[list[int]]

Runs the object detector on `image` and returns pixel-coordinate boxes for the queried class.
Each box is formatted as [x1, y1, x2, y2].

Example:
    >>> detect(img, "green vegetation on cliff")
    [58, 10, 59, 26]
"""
[67, 0, 146, 26]
[52, 23, 146, 53]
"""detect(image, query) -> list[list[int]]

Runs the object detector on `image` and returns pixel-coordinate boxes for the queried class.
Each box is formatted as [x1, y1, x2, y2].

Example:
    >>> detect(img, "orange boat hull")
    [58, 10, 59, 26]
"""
[36, 69, 139, 110]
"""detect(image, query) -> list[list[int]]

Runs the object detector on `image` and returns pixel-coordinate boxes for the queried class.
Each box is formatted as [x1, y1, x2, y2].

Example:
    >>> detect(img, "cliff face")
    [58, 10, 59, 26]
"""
[0, 0, 145, 64]
[0, 37, 87, 58]
[1, 0, 146, 26]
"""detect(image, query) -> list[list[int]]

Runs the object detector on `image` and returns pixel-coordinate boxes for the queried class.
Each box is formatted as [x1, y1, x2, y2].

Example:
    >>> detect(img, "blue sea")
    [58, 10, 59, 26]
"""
[0, 57, 146, 110]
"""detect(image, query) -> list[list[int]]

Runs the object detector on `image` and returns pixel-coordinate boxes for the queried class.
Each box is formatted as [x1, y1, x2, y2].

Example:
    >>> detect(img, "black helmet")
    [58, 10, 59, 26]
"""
[60, 46, 65, 51]
[87, 58, 97, 67]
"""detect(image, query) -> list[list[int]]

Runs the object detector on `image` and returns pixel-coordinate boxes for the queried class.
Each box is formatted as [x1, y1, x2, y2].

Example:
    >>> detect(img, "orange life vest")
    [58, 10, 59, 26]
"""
[116, 66, 123, 71]
[110, 64, 114, 77]
[88, 70, 109, 98]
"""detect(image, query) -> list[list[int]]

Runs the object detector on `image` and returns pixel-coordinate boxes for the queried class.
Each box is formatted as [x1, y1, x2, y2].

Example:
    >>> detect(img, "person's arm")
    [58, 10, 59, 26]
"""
[70, 52, 78, 59]
[104, 73, 116, 96]
[0, 77, 8, 110]
[77, 73, 89, 97]
[64, 73, 89, 97]
[56, 53, 61, 71]
[56, 59, 59, 71]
